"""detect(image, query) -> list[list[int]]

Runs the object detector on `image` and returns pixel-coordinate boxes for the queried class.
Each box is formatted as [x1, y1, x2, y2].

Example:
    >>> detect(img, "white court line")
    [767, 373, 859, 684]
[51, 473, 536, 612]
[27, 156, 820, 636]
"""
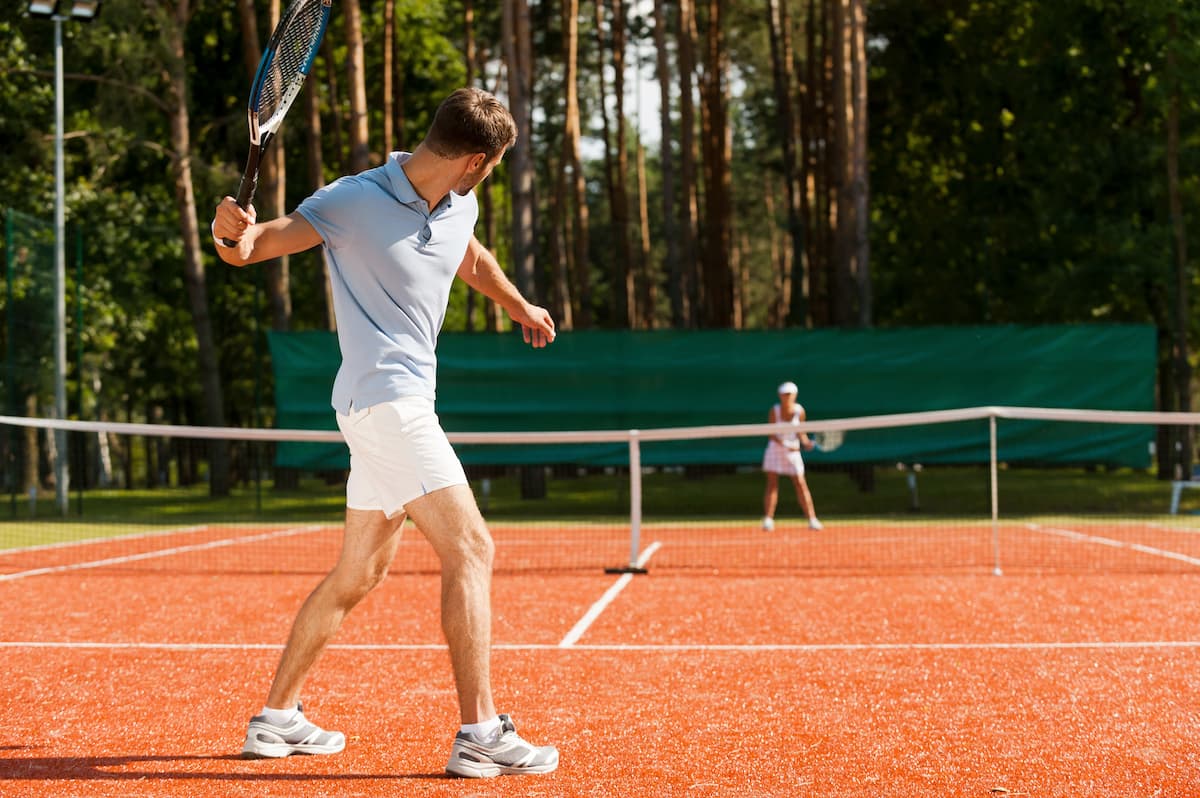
[1028, 523, 1200, 567]
[1146, 520, 1200, 534]
[2, 640, 1200, 653]
[558, 541, 662, 648]
[0, 524, 211, 556]
[0, 524, 329, 582]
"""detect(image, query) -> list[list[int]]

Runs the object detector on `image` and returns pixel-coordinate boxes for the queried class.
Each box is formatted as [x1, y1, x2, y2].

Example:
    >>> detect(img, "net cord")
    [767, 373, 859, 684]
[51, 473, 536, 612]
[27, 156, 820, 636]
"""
[0, 406, 1195, 445]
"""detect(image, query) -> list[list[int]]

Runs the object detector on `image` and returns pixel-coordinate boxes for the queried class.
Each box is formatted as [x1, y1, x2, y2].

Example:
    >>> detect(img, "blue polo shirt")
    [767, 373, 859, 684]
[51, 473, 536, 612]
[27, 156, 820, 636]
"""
[296, 152, 478, 414]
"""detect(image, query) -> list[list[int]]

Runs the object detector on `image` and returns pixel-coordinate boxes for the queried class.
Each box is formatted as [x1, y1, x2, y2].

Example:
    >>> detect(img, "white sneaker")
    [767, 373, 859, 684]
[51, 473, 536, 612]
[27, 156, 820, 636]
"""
[808, 518, 823, 531]
[241, 704, 345, 758]
[445, 714, 559, 778]
[761, 517, 775, 532]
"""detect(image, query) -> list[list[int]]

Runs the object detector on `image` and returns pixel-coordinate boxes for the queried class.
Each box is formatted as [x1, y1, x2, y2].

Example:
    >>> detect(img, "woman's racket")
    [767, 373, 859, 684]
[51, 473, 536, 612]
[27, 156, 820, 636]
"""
[811, 430, 844, 452]
[223, 0, 332, 245]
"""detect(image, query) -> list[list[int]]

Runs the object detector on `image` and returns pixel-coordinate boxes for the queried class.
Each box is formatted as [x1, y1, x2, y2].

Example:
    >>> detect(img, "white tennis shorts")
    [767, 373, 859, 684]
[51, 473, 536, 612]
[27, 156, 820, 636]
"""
[762, 441, 805, 476]
[335, 396, 468, 518]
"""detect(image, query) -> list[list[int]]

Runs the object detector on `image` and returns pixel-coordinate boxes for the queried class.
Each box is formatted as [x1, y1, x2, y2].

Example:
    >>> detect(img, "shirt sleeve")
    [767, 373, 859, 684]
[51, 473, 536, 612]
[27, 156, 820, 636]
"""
[295, 176, 363, 251]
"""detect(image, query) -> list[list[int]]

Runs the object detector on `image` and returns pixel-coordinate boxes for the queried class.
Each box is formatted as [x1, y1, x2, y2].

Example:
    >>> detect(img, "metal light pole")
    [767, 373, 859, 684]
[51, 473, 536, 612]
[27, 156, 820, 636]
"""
[27, 0, 102, 515]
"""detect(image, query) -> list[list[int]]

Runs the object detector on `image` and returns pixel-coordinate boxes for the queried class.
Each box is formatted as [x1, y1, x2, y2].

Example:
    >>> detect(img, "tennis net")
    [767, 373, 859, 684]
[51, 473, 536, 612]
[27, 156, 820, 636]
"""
[1, 407, 1197, 577]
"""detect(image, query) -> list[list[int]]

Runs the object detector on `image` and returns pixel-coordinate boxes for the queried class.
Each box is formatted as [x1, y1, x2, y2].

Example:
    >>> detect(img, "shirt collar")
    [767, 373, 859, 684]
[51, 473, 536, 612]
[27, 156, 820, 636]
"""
[385, 151, 458, 213]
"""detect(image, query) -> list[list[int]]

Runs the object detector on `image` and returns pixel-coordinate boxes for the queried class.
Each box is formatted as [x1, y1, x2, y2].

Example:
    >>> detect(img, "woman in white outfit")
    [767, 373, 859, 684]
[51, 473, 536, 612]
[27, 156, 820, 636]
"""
[761, 381, 822, 531]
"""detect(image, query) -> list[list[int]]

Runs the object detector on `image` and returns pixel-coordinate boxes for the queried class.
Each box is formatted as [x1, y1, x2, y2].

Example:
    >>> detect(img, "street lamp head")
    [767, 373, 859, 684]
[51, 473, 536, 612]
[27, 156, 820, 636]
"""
[68, 0, 102, 19]
[27, 0, 61, 17]
[27, 0, 102, 19]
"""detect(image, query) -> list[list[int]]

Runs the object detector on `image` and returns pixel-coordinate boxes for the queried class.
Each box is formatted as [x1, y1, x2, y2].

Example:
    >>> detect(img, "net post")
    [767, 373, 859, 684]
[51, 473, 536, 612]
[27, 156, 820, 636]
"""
[990, 414, 1002, 576]
[74, 223, 83, 515]
[5, 208, 13, 519]
[605, 430, 648, 574]
[53, 17, 69, 518]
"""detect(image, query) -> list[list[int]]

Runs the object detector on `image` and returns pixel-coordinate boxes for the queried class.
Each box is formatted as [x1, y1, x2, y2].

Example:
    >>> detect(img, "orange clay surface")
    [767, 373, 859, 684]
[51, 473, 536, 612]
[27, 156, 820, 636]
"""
[1, 522, 1199, 796]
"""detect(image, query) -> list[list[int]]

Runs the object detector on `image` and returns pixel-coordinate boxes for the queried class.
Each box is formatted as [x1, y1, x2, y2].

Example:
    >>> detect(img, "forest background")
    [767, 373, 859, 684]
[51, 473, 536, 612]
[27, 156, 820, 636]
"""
[0, 0, 1197, 496]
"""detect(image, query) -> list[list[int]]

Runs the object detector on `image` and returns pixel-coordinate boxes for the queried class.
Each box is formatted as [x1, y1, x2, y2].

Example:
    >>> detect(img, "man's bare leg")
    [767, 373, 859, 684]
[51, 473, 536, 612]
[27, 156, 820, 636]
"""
[403, 484, 558, 777]
[265, 507, 406, 710]
[241, 508, 406, 758]
[403, 484, 496, 724]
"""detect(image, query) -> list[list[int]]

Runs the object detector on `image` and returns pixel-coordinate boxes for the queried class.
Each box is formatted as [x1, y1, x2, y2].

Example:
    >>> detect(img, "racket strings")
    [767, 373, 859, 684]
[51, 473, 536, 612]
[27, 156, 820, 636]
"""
[814, 430, 845, 451]
[256, 0, 326, 126]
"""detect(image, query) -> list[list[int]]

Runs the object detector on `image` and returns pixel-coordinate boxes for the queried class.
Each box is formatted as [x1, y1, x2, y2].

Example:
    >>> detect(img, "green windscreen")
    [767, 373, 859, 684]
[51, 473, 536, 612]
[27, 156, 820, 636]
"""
[267, 325, 1156, 470]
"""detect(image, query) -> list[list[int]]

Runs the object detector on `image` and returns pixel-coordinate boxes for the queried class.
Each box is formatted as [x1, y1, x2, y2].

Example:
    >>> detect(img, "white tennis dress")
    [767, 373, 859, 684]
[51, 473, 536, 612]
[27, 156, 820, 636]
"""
[762, 403, 805, 476]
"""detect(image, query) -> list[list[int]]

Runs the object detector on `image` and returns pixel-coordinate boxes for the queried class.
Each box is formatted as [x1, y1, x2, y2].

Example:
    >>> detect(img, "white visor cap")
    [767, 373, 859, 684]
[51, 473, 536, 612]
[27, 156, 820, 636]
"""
[777, 381, 798, 396]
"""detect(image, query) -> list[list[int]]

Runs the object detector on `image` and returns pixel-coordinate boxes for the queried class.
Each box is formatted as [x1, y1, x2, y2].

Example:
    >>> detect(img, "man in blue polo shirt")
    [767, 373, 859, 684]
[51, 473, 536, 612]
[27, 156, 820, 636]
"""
[211, 87, 558, 778]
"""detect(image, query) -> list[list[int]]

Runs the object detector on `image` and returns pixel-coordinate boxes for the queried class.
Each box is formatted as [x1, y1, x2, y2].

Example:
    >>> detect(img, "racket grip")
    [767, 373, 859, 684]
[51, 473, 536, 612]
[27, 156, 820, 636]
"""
[234, 171, 258, 211]
[223, 167, 258, 246]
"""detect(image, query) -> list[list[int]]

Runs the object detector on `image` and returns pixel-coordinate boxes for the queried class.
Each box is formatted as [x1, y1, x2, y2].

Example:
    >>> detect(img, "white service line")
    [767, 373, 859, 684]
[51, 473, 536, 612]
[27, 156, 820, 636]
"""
[3, 639, 1200, 653]
[1028, 523, 1200, 567]
[558, 541, 662, 648]
[0, 524, 329, 582]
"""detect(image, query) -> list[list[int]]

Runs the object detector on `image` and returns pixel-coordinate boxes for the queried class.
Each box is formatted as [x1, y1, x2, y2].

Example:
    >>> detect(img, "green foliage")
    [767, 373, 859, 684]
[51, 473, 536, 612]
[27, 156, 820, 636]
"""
[2, 0, 1198, 444]
[868, 0, 1199, 330]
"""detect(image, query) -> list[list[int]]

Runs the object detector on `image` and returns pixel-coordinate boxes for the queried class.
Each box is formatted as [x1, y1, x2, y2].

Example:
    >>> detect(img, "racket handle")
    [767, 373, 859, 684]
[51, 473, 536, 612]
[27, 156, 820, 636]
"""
[223, 161, 259, 247]
[234, 171, 258, 211]
[233, 140, 263, 211]
[222, 173, 254, 247]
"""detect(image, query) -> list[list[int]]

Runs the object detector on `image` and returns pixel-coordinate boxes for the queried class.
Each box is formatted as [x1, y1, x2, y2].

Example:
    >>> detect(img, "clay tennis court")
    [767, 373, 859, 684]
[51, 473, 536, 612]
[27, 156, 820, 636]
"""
[2, 519, 1199, 796]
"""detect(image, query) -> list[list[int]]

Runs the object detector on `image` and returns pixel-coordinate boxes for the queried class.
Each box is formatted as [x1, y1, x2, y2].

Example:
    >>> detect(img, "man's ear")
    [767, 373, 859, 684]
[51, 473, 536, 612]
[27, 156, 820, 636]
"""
[468, 152, 488, 171]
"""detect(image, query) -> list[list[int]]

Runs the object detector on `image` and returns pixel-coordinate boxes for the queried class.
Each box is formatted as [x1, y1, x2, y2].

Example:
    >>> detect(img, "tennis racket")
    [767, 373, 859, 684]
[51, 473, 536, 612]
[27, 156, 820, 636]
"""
[223, 0, 332, 245]
[810, 429, 844, 452]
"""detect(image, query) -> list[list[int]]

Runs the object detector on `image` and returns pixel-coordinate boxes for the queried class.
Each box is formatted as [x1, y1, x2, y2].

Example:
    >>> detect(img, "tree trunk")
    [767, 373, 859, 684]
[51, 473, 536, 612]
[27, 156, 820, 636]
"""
[676, 0, 701, 326]
[1166, 10, 1192, 474]
[636, 140, 655, 328]
[547, 168, 570, 329]
[304, 71, 336, 332]
[463, 0, 478, 331]
[652, 0, 680, 328]
[564, 0, 591, 328]
[610, 0, 636, 327]
[831, 0, 854, 326]
[503, 0, 538, 301]
[732, 229, 747, 328]
[800, 0, 821, 325]
[235, 0, 260, 77]
[765, 184, 786, 327]
[768, 0, 805, 327]
[344, 0, 370, 173]
[849, 0, 870, 326]
[594, 1, 619, 325]
[698, 0, 733, 327]
[159, 0, 229, 495]
[383, 0, 395, 156]
[816, 0, 838, 326]
[548, 0, 578, 331]
[481, 184, 504, 332]
[321, 34, 345, 175]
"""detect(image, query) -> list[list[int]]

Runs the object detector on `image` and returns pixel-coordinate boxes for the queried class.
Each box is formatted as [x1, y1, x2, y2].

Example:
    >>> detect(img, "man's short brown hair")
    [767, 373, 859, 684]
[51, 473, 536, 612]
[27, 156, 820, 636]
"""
[424, 88, 518, 160]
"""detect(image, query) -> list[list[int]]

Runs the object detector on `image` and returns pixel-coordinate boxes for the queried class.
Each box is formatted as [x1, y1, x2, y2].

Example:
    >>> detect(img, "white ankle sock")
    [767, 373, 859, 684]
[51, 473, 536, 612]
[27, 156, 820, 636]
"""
[261, 705, 301, 725]
[460, 716, 501, 742]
